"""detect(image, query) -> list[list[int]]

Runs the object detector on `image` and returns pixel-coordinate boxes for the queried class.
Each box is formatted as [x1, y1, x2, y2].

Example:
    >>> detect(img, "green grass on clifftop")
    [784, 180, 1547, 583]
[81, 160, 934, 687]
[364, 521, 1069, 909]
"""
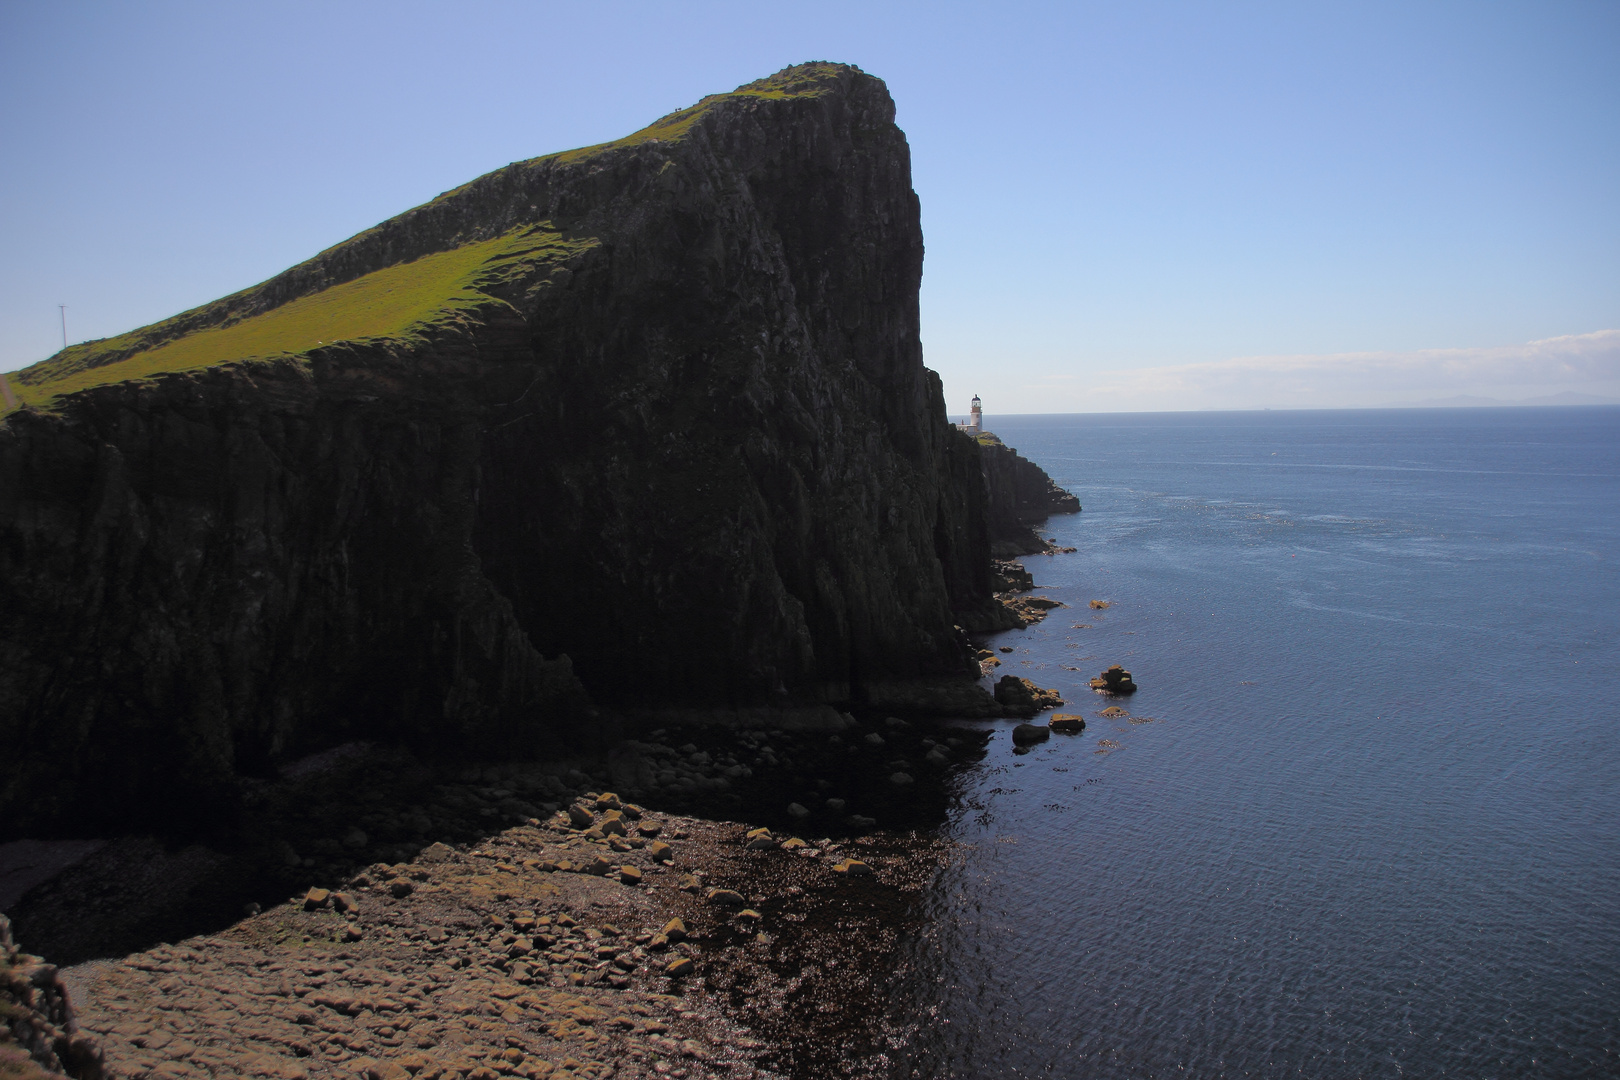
[1, 62, 857, 416]
[6, 228, 592, 412]
[549, 61, 849, 164]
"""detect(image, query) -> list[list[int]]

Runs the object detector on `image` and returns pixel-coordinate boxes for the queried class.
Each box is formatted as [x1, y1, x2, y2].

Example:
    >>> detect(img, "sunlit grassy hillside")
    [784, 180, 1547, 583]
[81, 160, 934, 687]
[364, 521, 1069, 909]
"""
[5, 228, 590, 412]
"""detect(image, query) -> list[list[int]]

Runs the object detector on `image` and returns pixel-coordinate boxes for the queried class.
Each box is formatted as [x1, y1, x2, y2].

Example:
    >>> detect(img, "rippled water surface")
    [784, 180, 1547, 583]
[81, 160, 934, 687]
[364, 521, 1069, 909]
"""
[892, 408, 1620, 1079]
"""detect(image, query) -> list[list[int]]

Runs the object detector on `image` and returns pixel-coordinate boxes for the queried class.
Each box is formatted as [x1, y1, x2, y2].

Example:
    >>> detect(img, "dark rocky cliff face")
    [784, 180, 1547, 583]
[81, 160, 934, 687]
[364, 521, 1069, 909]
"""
[980, 439, 1081, 555]
[0, 64, 1004, 835]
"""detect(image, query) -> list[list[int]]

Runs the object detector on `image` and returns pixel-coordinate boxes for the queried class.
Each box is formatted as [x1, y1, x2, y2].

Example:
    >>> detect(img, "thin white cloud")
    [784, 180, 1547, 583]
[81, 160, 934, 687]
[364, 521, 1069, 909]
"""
[1026, 329, 1620, 411]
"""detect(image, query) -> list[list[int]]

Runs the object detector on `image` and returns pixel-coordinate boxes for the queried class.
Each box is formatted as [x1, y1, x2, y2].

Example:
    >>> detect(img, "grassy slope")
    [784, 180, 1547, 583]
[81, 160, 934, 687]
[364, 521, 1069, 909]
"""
[8, 228, 593, 411]
[1, 62, 848, 416]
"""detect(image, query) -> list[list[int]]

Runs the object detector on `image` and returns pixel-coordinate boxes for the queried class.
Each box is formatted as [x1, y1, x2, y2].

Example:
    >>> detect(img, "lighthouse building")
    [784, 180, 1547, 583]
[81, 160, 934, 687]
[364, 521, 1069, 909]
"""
[955, 395, 984, 435]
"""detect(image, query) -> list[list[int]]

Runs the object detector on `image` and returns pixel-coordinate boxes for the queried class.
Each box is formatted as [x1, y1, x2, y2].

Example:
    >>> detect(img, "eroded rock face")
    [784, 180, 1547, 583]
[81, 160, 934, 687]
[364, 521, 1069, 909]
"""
[0, 64, 1003, 834]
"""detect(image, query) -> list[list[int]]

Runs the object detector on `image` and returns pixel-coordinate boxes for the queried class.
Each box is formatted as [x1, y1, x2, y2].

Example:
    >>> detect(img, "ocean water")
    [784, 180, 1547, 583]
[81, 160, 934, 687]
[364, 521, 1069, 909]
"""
[891, 407, 1620, 1079]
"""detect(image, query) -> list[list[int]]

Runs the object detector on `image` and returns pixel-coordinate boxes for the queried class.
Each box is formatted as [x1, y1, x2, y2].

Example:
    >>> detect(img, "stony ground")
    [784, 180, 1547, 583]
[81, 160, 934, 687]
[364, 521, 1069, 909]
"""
[60, 798, 949, 1080]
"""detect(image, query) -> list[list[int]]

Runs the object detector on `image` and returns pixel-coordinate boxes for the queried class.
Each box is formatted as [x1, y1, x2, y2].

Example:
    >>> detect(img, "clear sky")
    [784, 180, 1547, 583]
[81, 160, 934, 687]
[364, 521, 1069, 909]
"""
[3, 1, 1616, 412]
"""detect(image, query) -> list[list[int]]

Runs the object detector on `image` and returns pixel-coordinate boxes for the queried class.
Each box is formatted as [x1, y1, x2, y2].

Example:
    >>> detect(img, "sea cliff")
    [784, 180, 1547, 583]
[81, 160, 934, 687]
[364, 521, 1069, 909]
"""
[0, 64, 1074, 837]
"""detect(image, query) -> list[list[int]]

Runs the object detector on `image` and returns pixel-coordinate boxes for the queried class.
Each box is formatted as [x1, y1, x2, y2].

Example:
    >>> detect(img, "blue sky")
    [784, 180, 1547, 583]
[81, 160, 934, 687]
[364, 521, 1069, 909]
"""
[2, 1, 1616, 411]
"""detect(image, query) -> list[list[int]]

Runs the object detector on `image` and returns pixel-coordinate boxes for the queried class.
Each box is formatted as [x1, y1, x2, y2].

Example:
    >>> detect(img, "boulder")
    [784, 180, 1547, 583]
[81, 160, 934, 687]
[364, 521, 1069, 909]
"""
[1048, 714, 1086, 733]
[994, 675, 1065, 717]
[1011, 723, 1049, 745]
[1089, 665, 1138, 694]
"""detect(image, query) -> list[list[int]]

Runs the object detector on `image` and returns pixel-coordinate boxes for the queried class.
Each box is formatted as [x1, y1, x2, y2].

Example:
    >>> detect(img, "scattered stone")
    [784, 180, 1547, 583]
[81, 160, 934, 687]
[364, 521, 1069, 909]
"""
[1089, 600, 1111, 609]
[388, 880, 414, 899]
[890, 772, 914, 786]
[665, 957, 695, 977]
[1049, 714, 1086, 733]
[1011, 723, 1050, 745]
[1099, 706, 1130, 717]
[567, 803, 595, 828]
[786, 802, 810, 821]
[706, 888, 745, 907]
[831, 860, 873, 878]
[647, 841, 673, 863]
[863, 732, 885, 746]
[825, 798, 847, 812]
[302, 887, 330, 910]
[661, 918, 688, 941]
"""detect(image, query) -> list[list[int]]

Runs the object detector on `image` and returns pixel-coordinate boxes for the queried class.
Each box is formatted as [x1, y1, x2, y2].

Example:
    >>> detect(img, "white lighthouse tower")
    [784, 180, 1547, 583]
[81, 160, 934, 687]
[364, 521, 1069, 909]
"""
[970, 395, 983, 433]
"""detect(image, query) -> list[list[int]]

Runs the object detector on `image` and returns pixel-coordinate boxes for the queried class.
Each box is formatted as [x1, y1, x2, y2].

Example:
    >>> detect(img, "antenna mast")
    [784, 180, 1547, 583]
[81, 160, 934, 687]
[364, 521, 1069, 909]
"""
[59, 305, 67, 350]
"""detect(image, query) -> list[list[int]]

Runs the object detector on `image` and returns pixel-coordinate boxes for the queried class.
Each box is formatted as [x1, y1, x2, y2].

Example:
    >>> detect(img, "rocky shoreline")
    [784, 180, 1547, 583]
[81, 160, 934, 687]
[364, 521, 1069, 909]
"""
[3, 702, 1018, 1080]
[2, 549, 1078, 1080]
[18, 787, 971, 1080]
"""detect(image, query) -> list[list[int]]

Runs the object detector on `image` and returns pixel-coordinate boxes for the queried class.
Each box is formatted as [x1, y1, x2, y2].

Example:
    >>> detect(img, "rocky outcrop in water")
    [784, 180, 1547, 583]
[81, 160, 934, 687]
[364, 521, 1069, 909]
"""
[1090, 665, 1138, 695]
[0, 64, 1012, 836]
[992, 676, 1064, 717]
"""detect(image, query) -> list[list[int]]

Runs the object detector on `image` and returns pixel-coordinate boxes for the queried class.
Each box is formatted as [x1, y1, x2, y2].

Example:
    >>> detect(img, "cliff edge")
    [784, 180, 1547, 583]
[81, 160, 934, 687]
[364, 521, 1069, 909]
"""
[0, 64, 1007, 834]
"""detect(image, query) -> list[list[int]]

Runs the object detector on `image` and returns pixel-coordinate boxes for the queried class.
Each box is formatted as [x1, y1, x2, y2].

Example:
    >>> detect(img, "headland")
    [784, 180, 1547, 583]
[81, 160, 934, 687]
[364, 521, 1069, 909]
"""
[0, 63, 1082, 1079]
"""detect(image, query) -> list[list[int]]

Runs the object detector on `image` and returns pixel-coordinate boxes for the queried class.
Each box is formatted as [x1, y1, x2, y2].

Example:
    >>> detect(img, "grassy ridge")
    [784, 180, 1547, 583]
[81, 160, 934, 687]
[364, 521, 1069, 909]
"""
[1, 62, 850, 416]
[6, 228, 591, 412]
[550, 66, 840, 165]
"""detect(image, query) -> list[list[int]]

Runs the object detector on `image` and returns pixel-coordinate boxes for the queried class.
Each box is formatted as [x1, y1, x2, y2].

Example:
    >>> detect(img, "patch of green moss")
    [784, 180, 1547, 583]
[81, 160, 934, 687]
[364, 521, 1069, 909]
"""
[7, 227, 594, 412]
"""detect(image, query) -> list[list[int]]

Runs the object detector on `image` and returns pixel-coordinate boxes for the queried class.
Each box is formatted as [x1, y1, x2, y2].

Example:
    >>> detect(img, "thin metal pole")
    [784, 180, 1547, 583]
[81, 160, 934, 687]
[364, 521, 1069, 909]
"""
[59, 305, 67, 350]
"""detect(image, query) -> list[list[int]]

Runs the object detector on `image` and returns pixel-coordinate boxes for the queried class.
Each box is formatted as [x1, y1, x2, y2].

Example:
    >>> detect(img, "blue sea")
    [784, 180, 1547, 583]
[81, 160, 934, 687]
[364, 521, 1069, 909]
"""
[892, 407, 1620, 1078]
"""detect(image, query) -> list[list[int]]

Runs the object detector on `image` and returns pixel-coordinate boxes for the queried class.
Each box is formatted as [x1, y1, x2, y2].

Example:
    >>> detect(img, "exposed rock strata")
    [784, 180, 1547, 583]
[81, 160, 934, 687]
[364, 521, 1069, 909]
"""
[0, 64, 1015, 835]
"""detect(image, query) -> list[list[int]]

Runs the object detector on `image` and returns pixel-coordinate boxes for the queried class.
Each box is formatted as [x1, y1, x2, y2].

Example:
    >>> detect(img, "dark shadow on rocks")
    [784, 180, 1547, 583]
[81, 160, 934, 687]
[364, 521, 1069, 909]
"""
[7, 714, 993, 968]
